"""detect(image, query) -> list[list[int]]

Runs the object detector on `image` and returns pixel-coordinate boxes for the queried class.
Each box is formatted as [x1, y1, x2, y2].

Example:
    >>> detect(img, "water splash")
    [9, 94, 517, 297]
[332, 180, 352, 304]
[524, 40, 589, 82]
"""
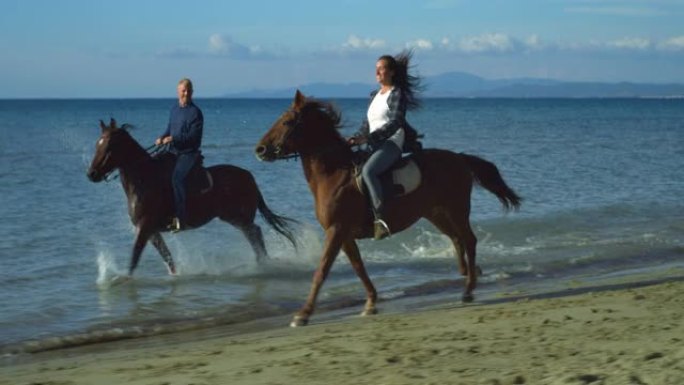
[95, 251, 126, 288]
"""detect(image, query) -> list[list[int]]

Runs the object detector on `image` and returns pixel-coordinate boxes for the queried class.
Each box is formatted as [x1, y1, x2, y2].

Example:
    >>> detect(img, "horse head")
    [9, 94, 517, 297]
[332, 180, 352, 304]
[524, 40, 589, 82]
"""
[255, 90, 344, 161]
[87, 118, 134, 182]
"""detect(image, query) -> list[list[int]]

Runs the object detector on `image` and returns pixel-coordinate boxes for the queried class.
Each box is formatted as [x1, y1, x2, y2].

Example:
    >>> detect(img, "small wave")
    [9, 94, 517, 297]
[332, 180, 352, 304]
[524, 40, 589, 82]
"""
[0, 299, 296, 356]
[0, 316, 231, 356]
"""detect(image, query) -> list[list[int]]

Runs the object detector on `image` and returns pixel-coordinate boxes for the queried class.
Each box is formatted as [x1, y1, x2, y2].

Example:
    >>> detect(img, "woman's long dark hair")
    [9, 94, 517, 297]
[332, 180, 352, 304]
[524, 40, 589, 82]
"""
[378, 49, 423, 110]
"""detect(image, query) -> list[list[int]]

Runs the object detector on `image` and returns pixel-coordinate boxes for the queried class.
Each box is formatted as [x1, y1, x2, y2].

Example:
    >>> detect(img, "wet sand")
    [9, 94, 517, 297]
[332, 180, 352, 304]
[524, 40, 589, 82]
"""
[2, 278, 683, 385]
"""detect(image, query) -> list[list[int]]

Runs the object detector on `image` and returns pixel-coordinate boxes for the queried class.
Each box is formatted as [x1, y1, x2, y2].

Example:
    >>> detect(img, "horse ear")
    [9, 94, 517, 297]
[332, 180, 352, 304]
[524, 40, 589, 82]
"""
[99, 119, 107, 132]
[293, 89, 305, 109]
[109, 118, 117, 129]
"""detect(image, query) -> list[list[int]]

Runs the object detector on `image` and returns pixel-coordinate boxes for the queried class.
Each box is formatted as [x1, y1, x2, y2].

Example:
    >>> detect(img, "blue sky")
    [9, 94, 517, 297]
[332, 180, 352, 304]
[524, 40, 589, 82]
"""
[2, 0, 683, 98]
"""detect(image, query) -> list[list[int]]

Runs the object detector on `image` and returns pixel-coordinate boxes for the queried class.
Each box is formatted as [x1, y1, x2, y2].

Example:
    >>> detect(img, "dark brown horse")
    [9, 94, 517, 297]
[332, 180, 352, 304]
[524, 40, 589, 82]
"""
[87, 118, 297, 276]
[255, 91, 521, 327]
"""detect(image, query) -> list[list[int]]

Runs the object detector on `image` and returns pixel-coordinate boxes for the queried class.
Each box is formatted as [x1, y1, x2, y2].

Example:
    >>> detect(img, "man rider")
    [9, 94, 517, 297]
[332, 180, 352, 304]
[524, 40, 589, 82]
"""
[155, 78, 203, 232]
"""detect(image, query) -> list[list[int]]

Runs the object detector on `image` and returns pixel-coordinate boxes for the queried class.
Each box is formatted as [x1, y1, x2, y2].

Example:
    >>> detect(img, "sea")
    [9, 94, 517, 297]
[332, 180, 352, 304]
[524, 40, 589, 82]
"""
[1, 97, 682, 358]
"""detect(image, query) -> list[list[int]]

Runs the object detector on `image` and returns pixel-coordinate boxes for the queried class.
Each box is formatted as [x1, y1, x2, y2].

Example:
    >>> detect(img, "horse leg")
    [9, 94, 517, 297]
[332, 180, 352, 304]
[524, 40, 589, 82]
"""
[452, 219, 478, 303]
[239, 223, 268, 264]
[129, 225, 153, 276]
[454, 239, 467, 277]
[150, 232, 176, 275]
[291, 227, 344, 327]
[341, 239, 377, 316]
[427, 212, 479, 302]
[426, 214, 467, 276]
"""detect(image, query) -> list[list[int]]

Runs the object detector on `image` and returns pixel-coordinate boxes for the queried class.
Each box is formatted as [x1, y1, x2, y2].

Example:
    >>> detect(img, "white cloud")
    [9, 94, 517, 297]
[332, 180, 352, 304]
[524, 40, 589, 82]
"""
[523, 35, 545, 51]
[435, 33, 544, 54]
[158, 33, 684, 62]
[406, 39, 434, 50]
[457, 33, 517, 53]
[155, 34, 271, 60]
[555, 35, 684, 53]
[208, 34, 254, 58]
[658, 36, 684, 51]
[343, 35, 386, 50]
[608, 37, 652, 50]
[404, 32, 684, 56]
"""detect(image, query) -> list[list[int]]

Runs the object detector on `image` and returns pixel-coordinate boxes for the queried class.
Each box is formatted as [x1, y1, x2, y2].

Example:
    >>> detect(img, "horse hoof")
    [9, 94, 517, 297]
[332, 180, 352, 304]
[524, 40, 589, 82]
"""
[290, 315, 309, 327]
[109, 275, 131, 286]
[462, 293, 474, 303]
[361, 307, 378, 316]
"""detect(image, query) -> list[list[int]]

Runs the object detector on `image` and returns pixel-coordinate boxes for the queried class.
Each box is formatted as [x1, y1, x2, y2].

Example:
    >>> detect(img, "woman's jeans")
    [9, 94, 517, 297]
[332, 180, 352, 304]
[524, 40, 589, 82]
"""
[361, 141, 402, 214]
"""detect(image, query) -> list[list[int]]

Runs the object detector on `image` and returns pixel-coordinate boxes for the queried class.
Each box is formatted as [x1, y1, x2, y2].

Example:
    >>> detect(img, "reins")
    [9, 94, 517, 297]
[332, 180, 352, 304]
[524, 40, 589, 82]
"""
[103, 143, 168, 182]
[271, 108, 356, 162]
[273, 141, 358, 163]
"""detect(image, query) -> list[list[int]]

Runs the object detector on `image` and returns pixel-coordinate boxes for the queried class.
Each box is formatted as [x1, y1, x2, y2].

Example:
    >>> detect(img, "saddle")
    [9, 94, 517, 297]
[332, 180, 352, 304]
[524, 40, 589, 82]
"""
[353, 153, 422, 201]
[154, 152, 213, 195]
[186, 156, 213, 195]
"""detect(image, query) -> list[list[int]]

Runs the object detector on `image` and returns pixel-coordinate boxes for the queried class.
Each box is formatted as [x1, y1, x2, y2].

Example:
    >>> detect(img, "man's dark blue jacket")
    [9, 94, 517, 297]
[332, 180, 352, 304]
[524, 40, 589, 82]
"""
[161, 103, 203, 154]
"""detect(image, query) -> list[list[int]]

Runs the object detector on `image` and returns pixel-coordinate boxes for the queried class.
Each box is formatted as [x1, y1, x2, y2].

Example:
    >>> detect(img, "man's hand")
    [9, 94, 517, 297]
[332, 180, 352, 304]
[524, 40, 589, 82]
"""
[347, 136, 367, 146]
[156, 136, 173, 145]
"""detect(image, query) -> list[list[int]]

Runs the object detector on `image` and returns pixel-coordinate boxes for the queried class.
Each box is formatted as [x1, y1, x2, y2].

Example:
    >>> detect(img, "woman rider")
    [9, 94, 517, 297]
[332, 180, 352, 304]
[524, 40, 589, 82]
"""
[348, 50, 422, 240]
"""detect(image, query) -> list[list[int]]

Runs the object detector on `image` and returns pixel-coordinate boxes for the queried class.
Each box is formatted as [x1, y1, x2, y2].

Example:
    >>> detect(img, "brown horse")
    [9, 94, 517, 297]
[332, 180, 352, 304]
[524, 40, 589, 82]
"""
[255, 91, 521, 327]
[87, 118, 297, 276]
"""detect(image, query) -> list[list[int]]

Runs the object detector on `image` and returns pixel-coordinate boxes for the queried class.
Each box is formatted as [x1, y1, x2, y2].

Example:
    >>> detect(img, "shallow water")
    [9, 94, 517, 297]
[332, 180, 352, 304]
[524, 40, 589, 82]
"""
[1, 98, 682, 355]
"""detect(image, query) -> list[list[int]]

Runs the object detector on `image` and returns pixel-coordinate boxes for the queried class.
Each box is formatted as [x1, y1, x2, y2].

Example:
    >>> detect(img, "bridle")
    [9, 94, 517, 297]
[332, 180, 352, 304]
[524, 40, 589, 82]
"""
[100, 151, 117, 182]
[269, 108, 359, 162]
[271, 109, 304, 161]
[97, 142, 166, 182]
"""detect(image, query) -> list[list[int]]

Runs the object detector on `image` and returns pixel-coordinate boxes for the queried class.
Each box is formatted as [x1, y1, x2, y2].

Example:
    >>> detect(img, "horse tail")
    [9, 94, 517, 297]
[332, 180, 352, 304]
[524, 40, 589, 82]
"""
[256, 190, 299, 249]
[462, 153, 522, 211]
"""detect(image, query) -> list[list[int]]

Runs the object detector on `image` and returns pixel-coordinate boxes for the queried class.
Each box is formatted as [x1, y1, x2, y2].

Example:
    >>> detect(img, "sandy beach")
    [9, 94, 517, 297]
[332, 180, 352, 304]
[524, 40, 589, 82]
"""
[2, 277, 683, 385]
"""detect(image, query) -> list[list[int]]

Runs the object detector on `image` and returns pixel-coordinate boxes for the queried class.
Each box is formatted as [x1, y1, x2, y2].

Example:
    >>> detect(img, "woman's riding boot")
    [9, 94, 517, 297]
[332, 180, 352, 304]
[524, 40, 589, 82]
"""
[373, 207, 391, 240]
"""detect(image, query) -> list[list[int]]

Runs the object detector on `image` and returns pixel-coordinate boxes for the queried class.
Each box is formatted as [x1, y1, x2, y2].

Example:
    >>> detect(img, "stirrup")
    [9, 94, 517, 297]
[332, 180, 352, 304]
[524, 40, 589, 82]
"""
[167, 217, 182, 233]
[373, 219, 391, 240]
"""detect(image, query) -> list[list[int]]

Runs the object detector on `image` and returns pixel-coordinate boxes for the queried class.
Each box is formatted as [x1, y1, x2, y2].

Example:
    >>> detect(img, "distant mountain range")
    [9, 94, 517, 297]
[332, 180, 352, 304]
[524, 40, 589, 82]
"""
[225, 71, 684, 98]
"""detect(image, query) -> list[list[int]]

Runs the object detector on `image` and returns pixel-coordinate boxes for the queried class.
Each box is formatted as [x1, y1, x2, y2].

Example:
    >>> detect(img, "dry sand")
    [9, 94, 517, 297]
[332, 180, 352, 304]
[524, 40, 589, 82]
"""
[2, 279, 683, 385]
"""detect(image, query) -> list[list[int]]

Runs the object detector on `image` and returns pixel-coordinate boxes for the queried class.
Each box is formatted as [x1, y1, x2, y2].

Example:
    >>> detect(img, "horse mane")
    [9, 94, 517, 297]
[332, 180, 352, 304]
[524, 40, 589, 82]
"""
[116, 125, 141, 146]
[298, 98, 355, 167]
[109, 123, 150, 160]
[301, 98, 343, 131]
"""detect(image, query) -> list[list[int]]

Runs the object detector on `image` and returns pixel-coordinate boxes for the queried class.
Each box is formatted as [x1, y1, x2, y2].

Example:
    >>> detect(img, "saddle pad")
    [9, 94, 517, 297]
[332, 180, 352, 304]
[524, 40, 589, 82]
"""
[356, 159, 421, 198]
[392, 159, 420, 195]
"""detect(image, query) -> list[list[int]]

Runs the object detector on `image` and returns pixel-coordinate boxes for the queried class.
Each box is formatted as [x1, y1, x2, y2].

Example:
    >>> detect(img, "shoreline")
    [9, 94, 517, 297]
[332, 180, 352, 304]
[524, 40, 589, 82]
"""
[2, 273, 682, 385]
[3, 264, 680, 357]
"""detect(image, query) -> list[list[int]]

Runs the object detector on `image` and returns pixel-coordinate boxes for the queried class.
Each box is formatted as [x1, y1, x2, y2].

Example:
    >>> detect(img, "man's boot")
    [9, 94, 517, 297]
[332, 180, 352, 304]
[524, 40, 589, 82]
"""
[168, 217, 182, 233]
